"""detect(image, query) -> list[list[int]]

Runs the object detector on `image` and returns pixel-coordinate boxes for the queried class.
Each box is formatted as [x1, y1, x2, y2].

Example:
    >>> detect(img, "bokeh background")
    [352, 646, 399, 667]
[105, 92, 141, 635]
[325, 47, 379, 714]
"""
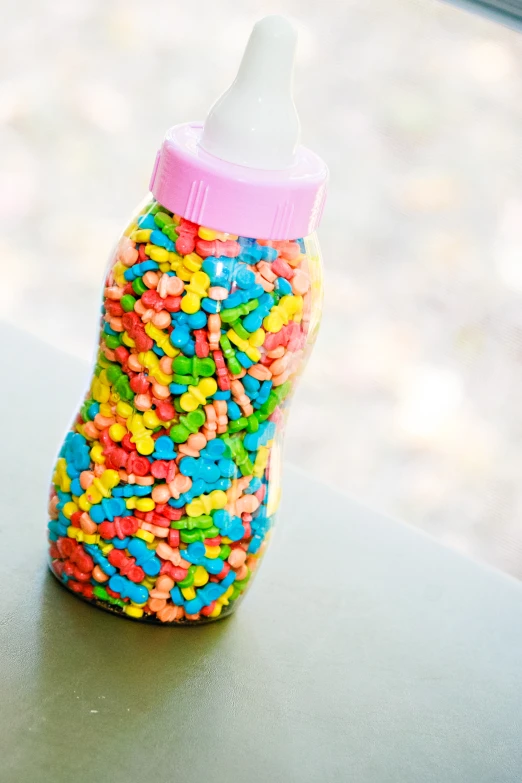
[3, 0, 522, 577]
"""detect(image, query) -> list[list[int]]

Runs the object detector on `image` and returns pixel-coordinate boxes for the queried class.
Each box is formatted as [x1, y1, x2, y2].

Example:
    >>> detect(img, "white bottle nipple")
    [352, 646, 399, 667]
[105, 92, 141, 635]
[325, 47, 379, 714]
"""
[200, 15, 300, 171]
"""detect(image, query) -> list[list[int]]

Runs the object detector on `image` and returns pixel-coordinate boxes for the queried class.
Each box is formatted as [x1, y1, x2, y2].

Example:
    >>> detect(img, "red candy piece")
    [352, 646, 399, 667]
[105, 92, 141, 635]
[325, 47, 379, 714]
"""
[194, 329, 210, 358]
[105, 300, 124, 317]
[196, 239, 241, 258]
[130, 373, 151, 394]
[201, 601, 217, 616]
[271, 257, 294, 280]
[213, 349, 231, 391]
[162, 295, 181, 312]
[160, 562, 188, 582]
[156, 401, 175, 421]
[168, 528, 180, 548]
[121, 433, 137, 452]
[99, 516, 139, 540]
[161, 505, 183, 521]
[138, 244, 149, 262]
[175, 219, 198, 255]
[127, 452, 150, 476]
[108, 549, 145, 583]
[141, 290, 163, 310]
[114, 346, 130, 366]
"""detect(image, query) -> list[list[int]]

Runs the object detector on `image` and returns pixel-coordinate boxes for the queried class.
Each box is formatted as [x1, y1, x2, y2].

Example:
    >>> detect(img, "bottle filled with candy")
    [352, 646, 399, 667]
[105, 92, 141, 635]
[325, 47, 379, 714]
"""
[48, 16, 328, 623]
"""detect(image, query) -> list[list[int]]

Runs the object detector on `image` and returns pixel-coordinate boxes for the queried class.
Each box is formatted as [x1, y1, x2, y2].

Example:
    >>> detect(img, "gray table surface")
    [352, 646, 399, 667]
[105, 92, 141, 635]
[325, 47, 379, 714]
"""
[1, 324, 522, 783]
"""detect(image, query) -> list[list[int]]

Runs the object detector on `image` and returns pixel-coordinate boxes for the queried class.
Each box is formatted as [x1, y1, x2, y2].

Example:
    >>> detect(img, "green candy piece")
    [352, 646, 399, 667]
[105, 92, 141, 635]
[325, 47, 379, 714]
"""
[234, 569, 252, 591]
[229, 584, 242, 601]
[180, 529, 205, 544]
[149, 203, 163, 215]
[204, 525, 220, 540]
[220, 307, 242, 324]
[154, 211, 174, 229]
[173, 355, 216, 379]
[105, 333, 121, 350]
[178, 565, 197, 588]
[80, 399, 94, 422]
[170, 409, 206, 443]
[173, 373, 198, 386]
[132, 277, 147, 296]
[246, 414, 259, 434]
[228, 418, 248, 433]
[230, 320, 250, 340]
[121, 294, 137, 312]
[163, 224, 179, 242]
[218, 544, 231, 560]
[106, 366, 134, 401]
[105, 364, 122, 384]
[172, 514, 213, 531]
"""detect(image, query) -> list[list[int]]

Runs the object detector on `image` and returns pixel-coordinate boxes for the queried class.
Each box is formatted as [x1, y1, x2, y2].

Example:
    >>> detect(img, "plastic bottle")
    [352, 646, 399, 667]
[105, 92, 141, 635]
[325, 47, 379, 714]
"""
[48, 15, 328, 624]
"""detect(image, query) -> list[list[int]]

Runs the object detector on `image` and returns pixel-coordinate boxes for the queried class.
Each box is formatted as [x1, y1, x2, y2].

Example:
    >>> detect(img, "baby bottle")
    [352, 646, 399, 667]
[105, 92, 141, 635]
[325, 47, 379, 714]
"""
[48, 15, 328, 624]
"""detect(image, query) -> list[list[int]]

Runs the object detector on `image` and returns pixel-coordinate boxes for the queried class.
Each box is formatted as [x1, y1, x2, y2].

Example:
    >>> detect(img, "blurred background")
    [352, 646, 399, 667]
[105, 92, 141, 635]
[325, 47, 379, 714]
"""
[3, 0, 522, 577]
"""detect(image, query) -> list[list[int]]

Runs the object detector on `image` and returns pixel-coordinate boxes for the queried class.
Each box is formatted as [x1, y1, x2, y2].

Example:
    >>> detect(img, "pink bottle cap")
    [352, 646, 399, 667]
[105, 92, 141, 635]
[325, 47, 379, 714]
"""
[149, 122, 328, 240]
[149, 17, 328, 240]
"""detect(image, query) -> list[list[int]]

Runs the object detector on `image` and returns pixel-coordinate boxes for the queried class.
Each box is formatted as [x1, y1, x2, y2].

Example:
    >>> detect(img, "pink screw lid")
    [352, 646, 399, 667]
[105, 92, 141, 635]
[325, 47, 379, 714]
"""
[149, 122, 328, 240]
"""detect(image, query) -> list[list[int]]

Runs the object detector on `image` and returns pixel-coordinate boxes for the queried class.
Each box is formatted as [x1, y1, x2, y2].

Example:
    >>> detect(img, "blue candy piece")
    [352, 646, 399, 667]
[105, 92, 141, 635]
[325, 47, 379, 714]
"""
[183, 340, 196, 357]
[221, 570, 236, 589]
[170, 586, 186, 606]
[248, 477, 262, 493]
[63, 432, 91, 472]
[187, 541, 206, 560]
[170, 322, 191, 349]
[169, 382, 189, 395]
[109, 574, 148, 604]
[200, 439, 226, 460]
[222, 290, 246, 309]
[103, 322, 118, 336]
[187, 311, 207, 329]
[70, 477, 83, 497]
[242, 293, 273, 333]
[112, 484, 152, 498]
[212, 390, 231, 401]
[236, 351, 254, 369]
[110, 536, 130, 549]
[234, 266, 255, 290]
[137, 214, 156, 229]
[202, 256, 234, 287]
[201, 297, 221, 314]
[89, 497, 127, 524]
[152, 436, 177, 461]
[180, 456, 220, 484]
[238, 243, 277, 264]
[213, 509, 244, 541]
[218, 458, 236, 478]
[275, 277, 292, 296]
[248, 534, 264, 554]
[297, 237, 305, 253]
[184, 595, 204, 615]
[127, 538, 161, 577]
[152, 344, 165, 357]
[227, 400, 242, 420]
[242, 375, 260, 396]
[123, 260, 159, 282]
[84, 544, 116, 577]
[253, 380, 272, 409]
[150, 229, 175, 251]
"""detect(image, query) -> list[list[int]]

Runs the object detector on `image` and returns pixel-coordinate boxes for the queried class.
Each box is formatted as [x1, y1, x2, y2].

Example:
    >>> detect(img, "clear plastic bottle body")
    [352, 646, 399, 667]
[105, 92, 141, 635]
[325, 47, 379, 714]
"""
[48, 196, 323, 624]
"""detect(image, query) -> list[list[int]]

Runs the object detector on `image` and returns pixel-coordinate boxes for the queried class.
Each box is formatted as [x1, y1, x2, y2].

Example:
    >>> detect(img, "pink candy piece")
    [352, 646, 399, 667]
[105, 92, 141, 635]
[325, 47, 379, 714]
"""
[196, 238, 241, 258]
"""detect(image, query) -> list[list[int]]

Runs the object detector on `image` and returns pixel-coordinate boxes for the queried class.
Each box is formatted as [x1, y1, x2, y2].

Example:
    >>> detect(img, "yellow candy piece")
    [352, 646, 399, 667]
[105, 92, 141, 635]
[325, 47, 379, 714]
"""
[181, 586, 196, 601]
[185, 270, 210, 297]
[109, 392, 120, 405]
[116, 400, 133, 419]
[126, 497, 155, 512]
[145, 243, 169, 262]
[143, 410, 162, 430]
[91, 376, 110, 403]
[83, 533, 99, 545]
[125, 605, 144, 619]
[263, 311, 285, 334]
[124, 221, 138, 237]
[253, 446, 269, 479]
[113, 261, 127, 287]
[99, 402, 113, 418]
[62, 501, 78, 520]
[179, 377, 217, 412]
[209, 603, 222, 618]
[227, 329, 261, 363]
[141, 576, 156, 590]
[249, 328, 265, 348]
[135, 529, 155, 544]
[181, 293, 200, 314]
[83, 468, 119, 505]
[186, 489, 227, 517]
[193, 565, 209, 586]
[204, 545, 221, 559]
[100, 542, 114, 556]
[218, 585, 234, 606]
[109, 423, 126, 442]
[127, 413, 155, 455]
[130, 228, 152, 243]
[198, 227, 218, 241]
[78, 495, 92, 512]
[145, 322, 177, 358]
[183, 253, 203, 272]
[53, 458, 71, 493]
[121, 331, 135, 348]
[90, 442, 106, 465]
[159, 262, 171, 273]
[67, 526, 83, 542]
